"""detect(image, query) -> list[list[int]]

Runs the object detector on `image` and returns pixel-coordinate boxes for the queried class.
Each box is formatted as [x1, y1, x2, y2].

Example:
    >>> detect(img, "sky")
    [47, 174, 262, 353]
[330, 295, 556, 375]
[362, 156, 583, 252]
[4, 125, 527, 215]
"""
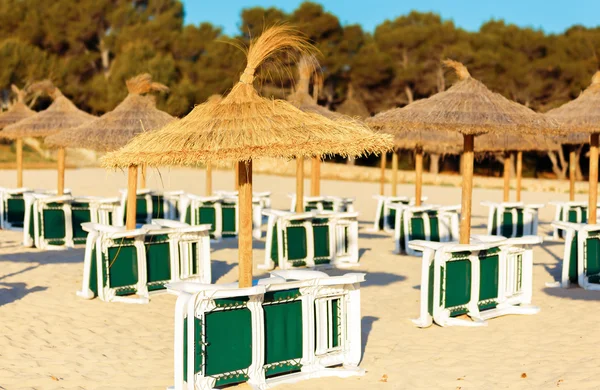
[181, 0, 600, 36]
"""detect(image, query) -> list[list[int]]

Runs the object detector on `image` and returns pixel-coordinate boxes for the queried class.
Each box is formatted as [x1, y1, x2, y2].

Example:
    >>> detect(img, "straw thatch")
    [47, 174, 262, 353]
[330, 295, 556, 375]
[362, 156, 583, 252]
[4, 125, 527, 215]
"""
[474, 132, 560, 153]
[45, 74, 174, 152]
[101, 26, 393, 169]
[394, 130, 463, 155]
[286, 55, 342, 120]
[0, 85, 35, 129]
[546, 71, 600, 144]
[368, 60, 562, 137]
[336, 84, 370, 118]
[1, 81, 94, 139]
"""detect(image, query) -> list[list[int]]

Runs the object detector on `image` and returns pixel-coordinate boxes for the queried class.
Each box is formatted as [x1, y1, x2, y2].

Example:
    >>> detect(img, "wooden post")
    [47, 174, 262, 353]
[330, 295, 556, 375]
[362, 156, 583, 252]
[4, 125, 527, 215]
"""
[415, 148, 423, 206]
[16, 138, 23, 187]
[516, 151, 523, 202]
[391, 149, 398, 197]
[460, 135, 475, 244]
[503, 151, 511, 202]
[126, 165, 138, 230]
[569, 148, 576, 201]
[206, 162, 213, 196]
[296, 157, 304, 213]
[311, 156, 320, 196]
[238, 160, 253, 288]
[379, 153, 386, 196]
[57, 147, 65, 196]
[234, 162, 239, 190]
[140, 163, 147, 189]
[589, 134, 599, 224]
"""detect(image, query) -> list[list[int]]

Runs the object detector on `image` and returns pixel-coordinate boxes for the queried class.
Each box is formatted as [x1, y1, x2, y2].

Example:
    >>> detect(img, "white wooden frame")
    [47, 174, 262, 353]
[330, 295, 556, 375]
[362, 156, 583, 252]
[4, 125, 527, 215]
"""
[409, 235, 541, 328]
[77, 221, 212, 304]
[167, 270, 365, 390]
[481, 201, 543, 237]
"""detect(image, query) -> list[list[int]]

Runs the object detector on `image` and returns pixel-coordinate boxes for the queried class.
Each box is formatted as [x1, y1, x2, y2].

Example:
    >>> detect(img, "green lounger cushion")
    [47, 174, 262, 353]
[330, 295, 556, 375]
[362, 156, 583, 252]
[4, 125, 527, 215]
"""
[263, 289, 303, 377]
[40, 204, 67, 245]
[72, 202, 92, 244]
[106, 240, 139, 296]
[145, 234, 171, 291]
[478, 248, 500, 310]
[585, 233, 600, 284]
[205, 298, 252, 386]
[222, 204, 236, 236]
[6, 196, 25, 227]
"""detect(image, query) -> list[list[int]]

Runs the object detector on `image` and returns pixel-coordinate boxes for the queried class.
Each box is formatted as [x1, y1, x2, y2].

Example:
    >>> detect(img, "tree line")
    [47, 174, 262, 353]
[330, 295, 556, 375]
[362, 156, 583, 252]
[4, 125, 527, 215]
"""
[1, 0, 599, 177]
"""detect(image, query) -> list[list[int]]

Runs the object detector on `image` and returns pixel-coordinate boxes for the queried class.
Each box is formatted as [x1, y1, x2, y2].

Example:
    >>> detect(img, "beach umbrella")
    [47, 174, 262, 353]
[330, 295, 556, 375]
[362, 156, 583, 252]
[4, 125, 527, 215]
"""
[368, 60, 561, 244]
[204, 94, 222, 196]
[475, 131, 559, 202]
[102, 26, 393, 287]
[45, 74, 173, 227]
[287, 55, 344, 207]
[0, 85, 35, 187]
[546, 71, 600, 222]
[1, 81, 95, 194]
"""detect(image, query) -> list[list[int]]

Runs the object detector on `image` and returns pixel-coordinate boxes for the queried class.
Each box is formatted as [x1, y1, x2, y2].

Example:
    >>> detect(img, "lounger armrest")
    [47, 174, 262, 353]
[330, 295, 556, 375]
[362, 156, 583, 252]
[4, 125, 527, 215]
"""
[438, 205, 461, 212]
[523, 203, 545, 209]
[106, 227, 148, 239]
[408, 240, 447, 252]
[470, 234, 506, 244]
[166, 282, 265, 297]
[405, 205, 437, 213]
[386, 203, 407, 211]
[0, 187, 31, 195]
[93, 197, 121, 205]
[270, 269, 329, 281]
[581, 224, 600, 233]
[164, 190, 185, 196]
[36, 195, 74, 204]
[502, 235, 543, 246]
[151, 219, 189, 228]
[262, 209, 295, 218]
[551, 220, 584, 231]
[253, 191, 271, 197]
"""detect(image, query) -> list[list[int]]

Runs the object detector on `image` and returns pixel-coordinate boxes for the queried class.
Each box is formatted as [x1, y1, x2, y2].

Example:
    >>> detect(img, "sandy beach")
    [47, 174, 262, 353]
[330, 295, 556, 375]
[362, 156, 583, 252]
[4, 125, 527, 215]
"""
[1, 166, 598, 390]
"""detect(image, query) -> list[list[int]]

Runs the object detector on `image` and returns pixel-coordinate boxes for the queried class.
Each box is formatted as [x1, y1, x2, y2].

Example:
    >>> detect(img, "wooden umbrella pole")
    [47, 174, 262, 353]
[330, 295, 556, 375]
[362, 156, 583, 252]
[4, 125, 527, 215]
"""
[16, 138, 23, 187]
[206, 162, 213, 196]
[140, 163, 147, 189]
[503, 151, 511, 202]
[238, 160, 253, 288]
[296, 157, 304, 213]
[415, 148, 423, 206]
[391, 150, 398, 197]
[125, 165, 138, 230]
[234, 162, 239, 190]
[569, 148, 576, 201]
[379, 153, 386, 196]
[310, 156, 319, 196]
[516, 151, 523, 202]
[589, 134, 599, 224]
[459, 135, 475, 244]
[57, 147, 66, 196]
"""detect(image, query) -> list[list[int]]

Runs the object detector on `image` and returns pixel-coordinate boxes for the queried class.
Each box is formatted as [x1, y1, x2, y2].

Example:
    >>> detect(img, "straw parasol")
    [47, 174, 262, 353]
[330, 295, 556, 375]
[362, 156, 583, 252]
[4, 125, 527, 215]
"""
[475, 131, 560, 202]
[368, 59, 562, 243]
[46, 74, 173, 191]
[1, 81, 95, 192]
[102, 26, 393, 287]
[287, 55, 344, 201]
[0, 85, 35, 129]
[547, 71, 600, 221]
[0, 85, 35, 188]
[203, 94, 222, 195]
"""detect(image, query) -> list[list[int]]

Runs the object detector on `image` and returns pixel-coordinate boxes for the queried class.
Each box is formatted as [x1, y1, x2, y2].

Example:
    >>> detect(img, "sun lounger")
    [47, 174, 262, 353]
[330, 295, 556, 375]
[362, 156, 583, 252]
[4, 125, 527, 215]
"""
[261, 210, 359, 270]
[119, 189, 183, 226]
[167, 270, 364, 389]
[549, 201, 593, 239]
[0, 187, 32, 230]
[481, 201, 543, 237]
[289, 195, 355, 213]
[389, 204, 460, 255]
[371, 195, 427, 232]
[410, 235, 541, 327]
[77, 220, 211, 303]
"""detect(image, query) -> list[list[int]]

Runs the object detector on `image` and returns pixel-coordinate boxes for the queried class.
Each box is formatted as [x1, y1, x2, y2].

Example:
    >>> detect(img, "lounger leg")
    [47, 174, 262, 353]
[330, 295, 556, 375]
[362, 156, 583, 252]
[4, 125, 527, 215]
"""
[411, 249, 434, 328]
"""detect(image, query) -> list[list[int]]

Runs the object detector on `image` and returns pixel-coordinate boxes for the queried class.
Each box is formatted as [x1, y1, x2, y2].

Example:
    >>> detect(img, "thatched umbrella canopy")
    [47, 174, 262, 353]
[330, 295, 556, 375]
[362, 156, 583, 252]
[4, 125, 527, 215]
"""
[0, 85, 35, 130]
[547, 72, 600, 207]
[102, 26, 393, 287]
[337, 84, 370, 119]
[45, 74, 172, 193]
[287, 55, 343, 200]
[368, 60, 561, 243]
[46, 74, 172, 152]
[0, 85, 35, 188]
[1, 81, 95, 192]
[475, 131, 560, 202]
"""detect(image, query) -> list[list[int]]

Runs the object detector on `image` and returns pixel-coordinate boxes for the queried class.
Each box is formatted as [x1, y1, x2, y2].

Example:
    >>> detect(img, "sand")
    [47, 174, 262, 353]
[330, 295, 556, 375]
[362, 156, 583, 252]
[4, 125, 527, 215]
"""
[0, 166, 598, 390]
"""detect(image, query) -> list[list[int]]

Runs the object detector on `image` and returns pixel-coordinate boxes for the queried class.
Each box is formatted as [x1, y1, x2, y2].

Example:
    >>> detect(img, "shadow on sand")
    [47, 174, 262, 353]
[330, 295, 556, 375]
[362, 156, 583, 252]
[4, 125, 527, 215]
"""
[361, 316, 379, 360]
